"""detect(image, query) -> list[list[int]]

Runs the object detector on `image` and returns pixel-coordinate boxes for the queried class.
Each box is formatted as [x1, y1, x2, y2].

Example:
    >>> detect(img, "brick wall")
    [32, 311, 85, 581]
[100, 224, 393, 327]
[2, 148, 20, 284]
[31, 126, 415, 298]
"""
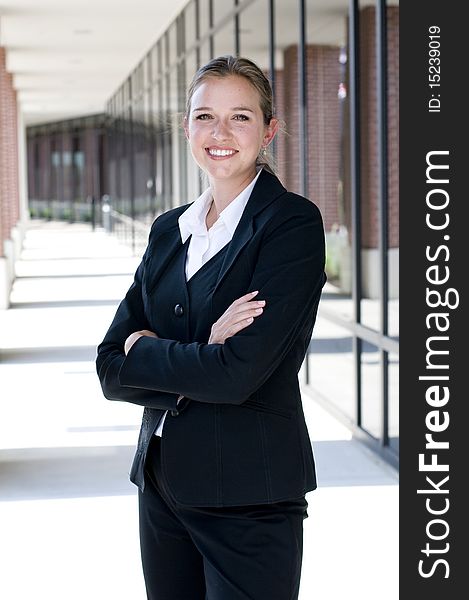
[306, 44, 341, 230]
[278, 46, 300, 196]
[273, 69, 287, 187]
[387, 6, 399, 249]
[278, 44, 341, 231]
[0, 47, 20, 254]
[275, 6, 398, 245]
[356, 5, 399, 249]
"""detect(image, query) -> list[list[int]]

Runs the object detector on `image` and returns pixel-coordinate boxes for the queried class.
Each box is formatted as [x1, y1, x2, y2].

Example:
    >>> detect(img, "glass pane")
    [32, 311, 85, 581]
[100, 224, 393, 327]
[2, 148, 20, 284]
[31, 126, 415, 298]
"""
[213, 0, 234, 24]
[306, 316, 355, 422]
[357, 1, 379, 331]
[361, 342, 381, 439]
[199, 38, 212, 66]
[73, 133, 84, 202]
[239, 0, 269, 73]
[62, 131, 73, 204]
[50, 137, 59, 201]
[185, 51, 202, 200]
[213, 18, 235, 57]
[275, 0, 300, 195]
[306, 0, 351, 320]
[199, 0, 211, 38]
[356, 2, 399, 335]
[387, 4, 399, 341]
[168, 22, 177, 66]
[185, 1, 197, 50]
[169, 65, 179, 208]
[151, 44, 159, 82]
[389, 351, 399, 454]
[143, 54, 150, 90]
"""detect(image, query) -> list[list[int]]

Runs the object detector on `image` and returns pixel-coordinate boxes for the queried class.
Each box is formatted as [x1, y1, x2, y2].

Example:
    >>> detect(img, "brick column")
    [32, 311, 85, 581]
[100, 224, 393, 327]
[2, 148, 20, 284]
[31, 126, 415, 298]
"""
[0, 46, 21, 308]
[306, 44, 341, 230]
[342, 5, 399, 298]
[272, 69, 287, 187]
[356, 5, 399, 250]
[280, 46, 300, 195]
[279, 44, 341, 232]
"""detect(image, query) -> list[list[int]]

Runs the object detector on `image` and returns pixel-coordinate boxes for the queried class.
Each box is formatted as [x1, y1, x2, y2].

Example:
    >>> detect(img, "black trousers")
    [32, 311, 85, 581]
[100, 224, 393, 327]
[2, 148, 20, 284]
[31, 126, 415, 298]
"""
[139, 435, 308, 600]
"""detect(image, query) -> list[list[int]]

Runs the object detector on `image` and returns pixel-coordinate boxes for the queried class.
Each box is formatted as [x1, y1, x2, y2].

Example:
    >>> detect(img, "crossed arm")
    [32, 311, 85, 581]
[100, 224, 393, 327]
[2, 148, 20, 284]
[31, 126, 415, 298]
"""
[124, 290, 266, 354]
[96, 200, 325, 408]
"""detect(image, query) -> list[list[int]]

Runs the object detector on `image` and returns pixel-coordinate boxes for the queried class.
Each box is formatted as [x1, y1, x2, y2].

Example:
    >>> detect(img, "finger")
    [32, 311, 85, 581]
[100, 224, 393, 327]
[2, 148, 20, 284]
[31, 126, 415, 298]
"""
[230, 290, 259, 307]
[138, 329, 158, 338]
[224, 317, 255, 339]
[217, 302, 265, 329]
[227, 306, 264, 325]
[220, 298, 265, 323]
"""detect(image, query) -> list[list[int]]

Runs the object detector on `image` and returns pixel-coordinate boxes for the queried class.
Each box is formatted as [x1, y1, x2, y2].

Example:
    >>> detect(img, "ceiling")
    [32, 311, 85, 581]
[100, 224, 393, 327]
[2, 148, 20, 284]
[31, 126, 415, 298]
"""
[0, 0, 398, 127]
[0, 0, 188, 125]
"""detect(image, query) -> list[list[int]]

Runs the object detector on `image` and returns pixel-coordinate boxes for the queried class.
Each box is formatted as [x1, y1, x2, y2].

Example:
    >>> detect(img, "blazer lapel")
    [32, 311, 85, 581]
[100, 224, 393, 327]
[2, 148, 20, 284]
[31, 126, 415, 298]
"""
[213, 170, 287, 294]
[145, 224, 185, 295]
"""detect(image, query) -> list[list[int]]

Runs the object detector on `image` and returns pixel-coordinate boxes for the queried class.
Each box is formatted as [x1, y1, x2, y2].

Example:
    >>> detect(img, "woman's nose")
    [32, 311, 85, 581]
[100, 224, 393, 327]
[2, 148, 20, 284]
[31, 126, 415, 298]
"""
[211, 120, 231, 141]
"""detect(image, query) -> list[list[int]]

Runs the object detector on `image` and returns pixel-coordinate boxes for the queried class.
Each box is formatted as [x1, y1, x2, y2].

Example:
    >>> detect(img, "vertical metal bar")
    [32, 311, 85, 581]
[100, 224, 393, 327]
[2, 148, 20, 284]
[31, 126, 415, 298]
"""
[147, 48, 156, 216]
[194, 0, 203, 195]
[58, 127, 64, 217]
[349, 0, 362, 426]
[299, 0, 309, 385]
[234, 0, 240, 56]
[209, 0, 214, 58]
[195, 0, 201, 68]
[157, 41, 164, 210]
[268, 0, 276, 102]
[268, 0, 277, 159]
[69, 127, 75, 222]
[128, 76, 136, 254]
[47, 136, 52, 219]
[92, 120, 99, 229]
[179, 13, 188, 205]
[298, 0, 308, 197]
[165, 32, 171, 211]
[376, 0, 389, 446]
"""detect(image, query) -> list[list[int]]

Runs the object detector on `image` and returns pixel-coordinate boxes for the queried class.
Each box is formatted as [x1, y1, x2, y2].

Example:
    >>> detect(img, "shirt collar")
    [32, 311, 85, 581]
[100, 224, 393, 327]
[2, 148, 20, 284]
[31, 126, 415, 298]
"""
[178, 187, 213, 243]
[178, 168, 262, 242]
[218, 168, 262, 237]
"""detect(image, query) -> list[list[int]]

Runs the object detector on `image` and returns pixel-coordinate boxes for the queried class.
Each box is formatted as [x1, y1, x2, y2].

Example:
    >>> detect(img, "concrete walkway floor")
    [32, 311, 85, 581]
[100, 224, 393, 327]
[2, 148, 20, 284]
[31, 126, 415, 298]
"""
[0, 221, 398, 600]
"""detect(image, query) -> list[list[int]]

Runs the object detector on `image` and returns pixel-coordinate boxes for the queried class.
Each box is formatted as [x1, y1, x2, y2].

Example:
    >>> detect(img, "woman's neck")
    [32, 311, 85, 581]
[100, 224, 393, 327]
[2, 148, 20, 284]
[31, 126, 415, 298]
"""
[208, 169, 257, 216]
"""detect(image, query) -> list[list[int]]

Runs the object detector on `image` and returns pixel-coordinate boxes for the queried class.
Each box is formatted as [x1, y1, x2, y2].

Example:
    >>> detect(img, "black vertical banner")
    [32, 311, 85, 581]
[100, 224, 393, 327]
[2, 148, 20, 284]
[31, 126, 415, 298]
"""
[400, 1, 466, 596]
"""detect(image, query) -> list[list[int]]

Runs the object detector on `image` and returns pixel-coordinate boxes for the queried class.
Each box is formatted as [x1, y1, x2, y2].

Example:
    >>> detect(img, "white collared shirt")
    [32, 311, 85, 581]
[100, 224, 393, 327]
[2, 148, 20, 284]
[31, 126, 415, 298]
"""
[178, 168, 262, 281]
[154, 168, 262, 437]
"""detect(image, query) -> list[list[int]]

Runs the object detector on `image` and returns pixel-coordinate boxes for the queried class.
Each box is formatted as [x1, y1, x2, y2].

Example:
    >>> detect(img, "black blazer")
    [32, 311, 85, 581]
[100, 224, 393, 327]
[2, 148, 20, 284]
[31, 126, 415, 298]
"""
[96, 170, 326, 507]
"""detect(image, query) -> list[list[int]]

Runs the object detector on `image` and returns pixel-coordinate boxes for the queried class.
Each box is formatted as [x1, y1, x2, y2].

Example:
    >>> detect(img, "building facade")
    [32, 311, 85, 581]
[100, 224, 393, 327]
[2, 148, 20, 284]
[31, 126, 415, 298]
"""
[26, 0, 399, 466]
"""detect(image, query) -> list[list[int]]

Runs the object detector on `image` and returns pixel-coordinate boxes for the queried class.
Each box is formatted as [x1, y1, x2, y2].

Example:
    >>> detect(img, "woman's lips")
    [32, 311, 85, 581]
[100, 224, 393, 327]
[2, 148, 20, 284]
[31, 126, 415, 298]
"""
[205, 147, 238, 159]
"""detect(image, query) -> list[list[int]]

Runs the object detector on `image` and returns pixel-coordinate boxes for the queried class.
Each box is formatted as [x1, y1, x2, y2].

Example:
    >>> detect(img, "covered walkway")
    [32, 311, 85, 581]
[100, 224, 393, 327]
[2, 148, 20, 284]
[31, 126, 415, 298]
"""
[0, 221, 398, 599]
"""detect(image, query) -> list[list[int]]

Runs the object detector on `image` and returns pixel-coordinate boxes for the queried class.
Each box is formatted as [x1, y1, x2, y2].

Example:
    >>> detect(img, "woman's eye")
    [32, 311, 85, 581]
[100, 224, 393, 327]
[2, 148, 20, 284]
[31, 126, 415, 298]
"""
[233, 114, 249, 121]
[195, 114, 212, 120]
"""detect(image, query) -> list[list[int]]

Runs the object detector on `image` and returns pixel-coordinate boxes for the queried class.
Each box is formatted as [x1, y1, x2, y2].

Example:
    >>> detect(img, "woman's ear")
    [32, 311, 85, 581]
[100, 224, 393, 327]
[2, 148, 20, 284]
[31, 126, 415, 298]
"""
[263, 118, 279, 147]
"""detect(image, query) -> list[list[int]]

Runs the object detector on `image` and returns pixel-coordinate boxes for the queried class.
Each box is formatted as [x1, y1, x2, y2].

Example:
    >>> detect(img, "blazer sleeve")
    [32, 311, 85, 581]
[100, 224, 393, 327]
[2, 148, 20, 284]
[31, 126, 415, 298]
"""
[117, 196, 326, 405]
[95, 242, 179, 411]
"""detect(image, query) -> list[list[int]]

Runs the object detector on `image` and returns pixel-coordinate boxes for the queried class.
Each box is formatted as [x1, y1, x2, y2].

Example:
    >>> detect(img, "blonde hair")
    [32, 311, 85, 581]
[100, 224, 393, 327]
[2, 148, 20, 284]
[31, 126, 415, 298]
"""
[185, 55, 277, 174]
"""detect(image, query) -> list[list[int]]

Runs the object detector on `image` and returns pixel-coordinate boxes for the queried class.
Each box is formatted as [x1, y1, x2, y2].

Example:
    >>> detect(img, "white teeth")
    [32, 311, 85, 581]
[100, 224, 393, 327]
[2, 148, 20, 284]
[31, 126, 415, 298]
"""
[208, 148, 236, 157]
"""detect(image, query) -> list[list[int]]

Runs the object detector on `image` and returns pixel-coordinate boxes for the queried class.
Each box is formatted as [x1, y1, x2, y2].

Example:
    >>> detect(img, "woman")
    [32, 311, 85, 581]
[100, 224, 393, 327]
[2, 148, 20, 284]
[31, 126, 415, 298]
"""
[96, 55, 326, 600]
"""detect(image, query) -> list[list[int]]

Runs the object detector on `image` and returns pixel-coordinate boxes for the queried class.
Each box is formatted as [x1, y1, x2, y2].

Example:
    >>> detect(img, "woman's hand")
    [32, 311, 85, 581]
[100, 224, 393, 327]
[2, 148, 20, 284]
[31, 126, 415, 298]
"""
[208, 291, 266, 345]
[124, 329, 158, 355]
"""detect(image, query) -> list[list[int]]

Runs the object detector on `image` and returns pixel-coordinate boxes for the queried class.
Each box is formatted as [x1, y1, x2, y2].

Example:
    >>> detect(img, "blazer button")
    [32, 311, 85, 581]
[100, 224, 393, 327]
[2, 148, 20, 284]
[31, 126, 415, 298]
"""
[174, 303, 184, 317]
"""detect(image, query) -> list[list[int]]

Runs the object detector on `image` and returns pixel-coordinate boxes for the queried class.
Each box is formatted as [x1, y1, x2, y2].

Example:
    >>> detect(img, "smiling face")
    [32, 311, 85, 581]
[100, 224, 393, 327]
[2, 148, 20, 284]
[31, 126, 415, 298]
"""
[184, 75, 278, 189]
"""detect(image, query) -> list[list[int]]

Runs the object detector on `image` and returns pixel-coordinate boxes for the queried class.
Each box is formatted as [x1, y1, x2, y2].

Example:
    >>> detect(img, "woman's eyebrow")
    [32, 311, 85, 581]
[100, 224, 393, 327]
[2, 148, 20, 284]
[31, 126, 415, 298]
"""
[192, 106, 254, 112]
